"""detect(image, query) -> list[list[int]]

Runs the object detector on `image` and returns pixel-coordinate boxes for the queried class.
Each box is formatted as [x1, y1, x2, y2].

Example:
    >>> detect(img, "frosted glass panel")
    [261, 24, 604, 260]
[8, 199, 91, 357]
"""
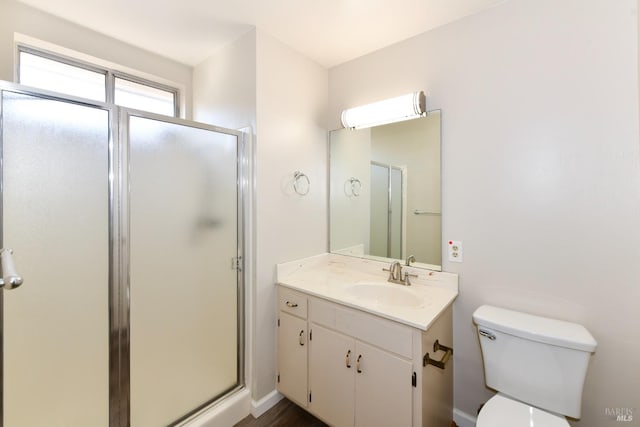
[370, 164, 388, 257]
[389, 168, 402, 259]
[1, 92, 109, 426]
[369, 164, 404, 259]
[129, 116, 239, 426]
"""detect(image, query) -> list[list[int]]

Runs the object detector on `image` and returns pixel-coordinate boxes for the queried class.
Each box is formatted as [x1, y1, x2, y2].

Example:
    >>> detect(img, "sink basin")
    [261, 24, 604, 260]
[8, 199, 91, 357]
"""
[345, 282, 424, 308]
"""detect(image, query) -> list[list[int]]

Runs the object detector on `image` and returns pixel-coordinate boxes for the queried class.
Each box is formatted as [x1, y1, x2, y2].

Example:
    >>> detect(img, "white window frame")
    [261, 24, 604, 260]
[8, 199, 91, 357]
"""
[16, 44, 180, 117]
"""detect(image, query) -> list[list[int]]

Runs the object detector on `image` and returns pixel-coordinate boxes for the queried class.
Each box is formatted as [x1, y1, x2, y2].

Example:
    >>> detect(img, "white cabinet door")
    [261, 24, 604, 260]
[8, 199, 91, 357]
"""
[354, 341, 413, 427]
[277, 311, 308, 407]
[309, 323, 355, 427]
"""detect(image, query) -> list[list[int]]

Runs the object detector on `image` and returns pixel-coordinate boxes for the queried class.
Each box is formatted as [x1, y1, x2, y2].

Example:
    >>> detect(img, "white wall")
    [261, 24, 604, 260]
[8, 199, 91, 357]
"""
[329, 128, 372, 254]
[329, 1, 639, 426]
[254, 30, 328, 400]
[0, 1, 192, 117]
[193, 30, 257, 131]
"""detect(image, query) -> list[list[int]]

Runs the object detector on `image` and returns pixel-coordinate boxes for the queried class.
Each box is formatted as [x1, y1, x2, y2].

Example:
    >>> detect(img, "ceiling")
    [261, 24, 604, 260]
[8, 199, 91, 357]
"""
[17, 0, 505, 68]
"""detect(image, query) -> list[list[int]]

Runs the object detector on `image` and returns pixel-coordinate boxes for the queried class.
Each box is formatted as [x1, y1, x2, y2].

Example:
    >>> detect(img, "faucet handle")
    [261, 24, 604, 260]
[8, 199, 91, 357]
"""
[403, 271, 418, 286]
[382, 267, 395, 281]
[383, 261, 403, 281]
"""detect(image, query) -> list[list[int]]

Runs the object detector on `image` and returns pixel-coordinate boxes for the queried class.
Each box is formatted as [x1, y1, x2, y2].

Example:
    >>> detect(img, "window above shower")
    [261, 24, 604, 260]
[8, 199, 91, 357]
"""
[17, 45, 179, 117]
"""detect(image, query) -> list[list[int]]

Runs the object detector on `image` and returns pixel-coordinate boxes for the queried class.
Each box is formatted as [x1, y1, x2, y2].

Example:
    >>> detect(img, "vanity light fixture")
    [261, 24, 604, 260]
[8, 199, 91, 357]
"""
[340, 91, 426, 129]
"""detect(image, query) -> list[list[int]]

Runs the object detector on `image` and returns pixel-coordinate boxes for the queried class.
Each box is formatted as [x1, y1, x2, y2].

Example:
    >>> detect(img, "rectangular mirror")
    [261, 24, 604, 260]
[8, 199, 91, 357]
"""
[329, 110, 441, 270]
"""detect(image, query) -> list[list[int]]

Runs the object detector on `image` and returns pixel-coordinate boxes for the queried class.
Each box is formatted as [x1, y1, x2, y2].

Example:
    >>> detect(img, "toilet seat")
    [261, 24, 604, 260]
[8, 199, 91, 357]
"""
[476, 394, 570, 427]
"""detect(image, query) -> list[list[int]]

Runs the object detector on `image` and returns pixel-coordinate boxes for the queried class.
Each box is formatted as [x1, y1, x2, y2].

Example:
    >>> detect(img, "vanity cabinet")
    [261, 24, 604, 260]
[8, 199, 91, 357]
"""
[276, 284, 453, 427]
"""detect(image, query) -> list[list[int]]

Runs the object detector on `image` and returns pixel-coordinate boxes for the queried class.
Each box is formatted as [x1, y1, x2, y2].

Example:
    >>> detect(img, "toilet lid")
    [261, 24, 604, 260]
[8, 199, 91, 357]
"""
[477, 394, 570, 427]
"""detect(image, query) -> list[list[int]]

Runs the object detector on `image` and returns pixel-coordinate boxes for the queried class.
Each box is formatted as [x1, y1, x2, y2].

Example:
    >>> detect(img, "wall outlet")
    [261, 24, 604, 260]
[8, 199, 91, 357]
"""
[447, 240, 463, 262]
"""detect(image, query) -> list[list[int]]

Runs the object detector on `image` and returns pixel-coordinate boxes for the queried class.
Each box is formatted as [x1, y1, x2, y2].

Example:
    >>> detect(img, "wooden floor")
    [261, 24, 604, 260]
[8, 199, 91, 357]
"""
[234, 398, 459, 427]
[234, 398, 328, 427]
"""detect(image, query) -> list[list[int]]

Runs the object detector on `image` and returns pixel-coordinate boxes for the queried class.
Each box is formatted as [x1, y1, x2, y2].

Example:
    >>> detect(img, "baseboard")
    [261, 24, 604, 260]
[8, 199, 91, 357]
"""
[251, 390, 283, 418]
[453, 408, 477, 427]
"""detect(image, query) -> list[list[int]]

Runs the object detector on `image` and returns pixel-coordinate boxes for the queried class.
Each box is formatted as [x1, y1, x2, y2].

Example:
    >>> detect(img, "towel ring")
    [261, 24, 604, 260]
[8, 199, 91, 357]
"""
[345, 177, 362, 197]
[293, 171, 310, 195]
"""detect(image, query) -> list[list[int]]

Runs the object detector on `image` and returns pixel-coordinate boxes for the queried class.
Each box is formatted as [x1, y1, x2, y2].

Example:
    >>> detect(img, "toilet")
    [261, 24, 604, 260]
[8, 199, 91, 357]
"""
[473, 305, 597, 427]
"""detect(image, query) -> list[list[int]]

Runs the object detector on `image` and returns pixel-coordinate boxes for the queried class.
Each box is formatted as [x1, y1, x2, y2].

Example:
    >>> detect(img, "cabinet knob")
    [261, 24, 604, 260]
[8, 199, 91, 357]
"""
[345, 350, 352, 368]
[299, 330, 305, 346]
[356, 354, 362, 373]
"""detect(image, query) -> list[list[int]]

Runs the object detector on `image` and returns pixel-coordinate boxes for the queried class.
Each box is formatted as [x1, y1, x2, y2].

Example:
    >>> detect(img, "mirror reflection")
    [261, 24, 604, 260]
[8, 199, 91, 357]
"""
[329, 111, 441, 270]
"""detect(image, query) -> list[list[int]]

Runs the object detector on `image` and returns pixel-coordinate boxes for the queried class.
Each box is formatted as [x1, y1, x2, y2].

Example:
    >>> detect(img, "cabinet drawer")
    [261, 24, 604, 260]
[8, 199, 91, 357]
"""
[278, 286, 308, 319]
[310, 297, 413, 359]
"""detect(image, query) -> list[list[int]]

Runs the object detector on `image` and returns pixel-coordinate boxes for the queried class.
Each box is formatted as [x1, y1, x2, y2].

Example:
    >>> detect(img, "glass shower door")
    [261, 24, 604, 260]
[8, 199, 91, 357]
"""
[370, 163, 389, 257]
[1, 90, 110, 426]
[389, 167, 403, 259]
[370, 162, 404, 259]
[127, 114, 241, 426]
[1, 86, 245, 427]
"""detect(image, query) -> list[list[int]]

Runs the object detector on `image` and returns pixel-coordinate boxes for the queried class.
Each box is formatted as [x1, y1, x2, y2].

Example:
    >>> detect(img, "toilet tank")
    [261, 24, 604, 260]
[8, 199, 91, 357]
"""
[473, 305, 597, 419]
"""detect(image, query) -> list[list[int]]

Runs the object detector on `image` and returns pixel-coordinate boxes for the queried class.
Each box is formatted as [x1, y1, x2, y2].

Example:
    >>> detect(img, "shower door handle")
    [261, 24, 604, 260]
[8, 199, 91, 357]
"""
[0, 248, 23, 290]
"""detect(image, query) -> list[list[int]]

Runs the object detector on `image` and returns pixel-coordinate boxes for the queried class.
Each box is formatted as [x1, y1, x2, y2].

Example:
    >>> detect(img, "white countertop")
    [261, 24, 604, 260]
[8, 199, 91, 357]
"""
[276, 253, 458, 330]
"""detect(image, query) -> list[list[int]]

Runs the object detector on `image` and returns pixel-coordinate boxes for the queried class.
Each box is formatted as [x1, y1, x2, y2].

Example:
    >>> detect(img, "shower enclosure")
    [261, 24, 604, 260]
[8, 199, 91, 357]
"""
[0, 82, 246, 427]
[369, 161, 405, 260]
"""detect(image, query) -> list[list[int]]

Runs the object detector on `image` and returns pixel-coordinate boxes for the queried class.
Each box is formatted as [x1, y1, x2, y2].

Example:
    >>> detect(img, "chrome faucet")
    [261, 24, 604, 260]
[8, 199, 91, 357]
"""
[405, 255, 416, 266]
[383, 261, 418, 286]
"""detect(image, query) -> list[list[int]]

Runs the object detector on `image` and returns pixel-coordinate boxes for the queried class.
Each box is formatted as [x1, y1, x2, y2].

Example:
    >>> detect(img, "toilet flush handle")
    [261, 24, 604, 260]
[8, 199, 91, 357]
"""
[479, 329, 496, 340]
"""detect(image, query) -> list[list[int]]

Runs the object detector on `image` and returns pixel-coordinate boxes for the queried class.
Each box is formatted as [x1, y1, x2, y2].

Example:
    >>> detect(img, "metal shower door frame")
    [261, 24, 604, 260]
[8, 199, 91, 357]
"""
[115, 109, 248, 427]
[0, 81, 248, 427]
